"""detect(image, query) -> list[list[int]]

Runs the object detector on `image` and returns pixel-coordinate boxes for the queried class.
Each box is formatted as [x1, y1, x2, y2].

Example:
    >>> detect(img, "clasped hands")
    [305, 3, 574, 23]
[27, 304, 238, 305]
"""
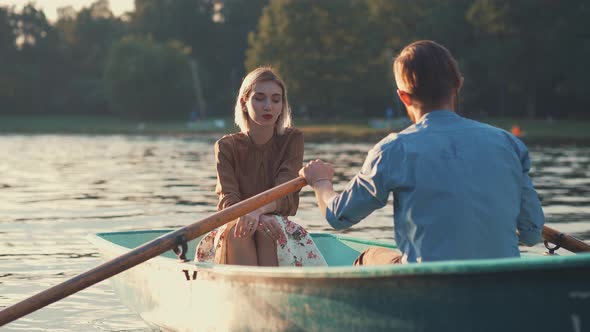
[233, 159, 334, 240]
[234, 211, 283, 241]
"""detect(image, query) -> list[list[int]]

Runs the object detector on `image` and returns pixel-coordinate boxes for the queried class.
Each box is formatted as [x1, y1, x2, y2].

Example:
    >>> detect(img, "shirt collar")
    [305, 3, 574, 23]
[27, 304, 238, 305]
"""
[417, 110, 458, 124]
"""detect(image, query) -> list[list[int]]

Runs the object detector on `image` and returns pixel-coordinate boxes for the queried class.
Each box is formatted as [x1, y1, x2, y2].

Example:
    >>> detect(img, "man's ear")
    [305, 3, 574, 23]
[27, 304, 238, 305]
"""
[397, 89, 412, 107]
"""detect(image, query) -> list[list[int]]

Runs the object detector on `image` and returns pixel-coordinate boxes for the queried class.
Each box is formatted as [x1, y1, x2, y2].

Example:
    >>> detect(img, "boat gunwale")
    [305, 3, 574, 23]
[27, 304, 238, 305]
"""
[87, 230, 590, 279]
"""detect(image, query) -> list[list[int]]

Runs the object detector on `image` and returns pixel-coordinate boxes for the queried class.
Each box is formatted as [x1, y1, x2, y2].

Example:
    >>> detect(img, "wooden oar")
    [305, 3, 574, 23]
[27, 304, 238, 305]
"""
[542, 225, 590, 253]
[2, 174, 588, 326]
[0, 177, 308, 326]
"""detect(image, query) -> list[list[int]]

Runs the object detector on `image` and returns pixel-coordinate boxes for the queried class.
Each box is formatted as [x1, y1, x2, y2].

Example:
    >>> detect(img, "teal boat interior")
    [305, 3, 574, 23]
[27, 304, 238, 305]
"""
[96, 229, 396, 266]
[94, 230, 590, 276]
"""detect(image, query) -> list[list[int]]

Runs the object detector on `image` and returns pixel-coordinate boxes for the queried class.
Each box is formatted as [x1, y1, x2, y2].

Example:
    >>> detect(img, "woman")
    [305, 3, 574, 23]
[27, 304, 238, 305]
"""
[195, 67, 326, 267]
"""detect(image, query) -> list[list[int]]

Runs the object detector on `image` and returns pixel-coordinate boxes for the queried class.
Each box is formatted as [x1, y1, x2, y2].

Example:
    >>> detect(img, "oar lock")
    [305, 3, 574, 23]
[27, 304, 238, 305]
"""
[543, 233, 565, 256]
[173, 234, 189, 262]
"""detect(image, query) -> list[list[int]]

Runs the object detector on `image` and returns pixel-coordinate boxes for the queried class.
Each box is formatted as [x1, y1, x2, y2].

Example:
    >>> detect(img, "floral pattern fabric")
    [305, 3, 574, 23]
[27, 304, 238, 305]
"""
[195, 215, 327, 267]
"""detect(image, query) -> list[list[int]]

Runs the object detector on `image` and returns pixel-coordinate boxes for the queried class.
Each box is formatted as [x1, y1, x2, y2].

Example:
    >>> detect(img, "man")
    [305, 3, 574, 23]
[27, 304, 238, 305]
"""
[299, 40, 544, 265]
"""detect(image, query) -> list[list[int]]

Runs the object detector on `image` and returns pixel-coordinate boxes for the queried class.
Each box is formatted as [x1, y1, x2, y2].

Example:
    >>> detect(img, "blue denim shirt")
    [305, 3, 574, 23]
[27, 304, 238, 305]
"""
[326, 110, 544, 263]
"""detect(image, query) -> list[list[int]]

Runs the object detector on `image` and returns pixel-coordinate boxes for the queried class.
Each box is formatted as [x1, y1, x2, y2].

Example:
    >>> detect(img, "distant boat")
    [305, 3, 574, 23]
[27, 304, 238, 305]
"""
[89, 230, 590, 332]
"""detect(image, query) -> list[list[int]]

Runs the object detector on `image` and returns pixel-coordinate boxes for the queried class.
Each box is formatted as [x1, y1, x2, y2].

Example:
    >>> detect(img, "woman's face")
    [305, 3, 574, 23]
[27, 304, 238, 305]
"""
[244, 81, 283, 128]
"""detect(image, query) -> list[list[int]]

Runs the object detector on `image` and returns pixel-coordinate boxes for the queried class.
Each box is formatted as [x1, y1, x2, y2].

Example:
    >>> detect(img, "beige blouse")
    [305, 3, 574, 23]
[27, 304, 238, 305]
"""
[214, 128, 304, 215]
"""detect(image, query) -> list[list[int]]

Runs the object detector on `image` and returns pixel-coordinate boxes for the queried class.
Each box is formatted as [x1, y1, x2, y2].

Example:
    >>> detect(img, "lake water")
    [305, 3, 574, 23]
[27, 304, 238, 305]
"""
[1, 134, 589, 331]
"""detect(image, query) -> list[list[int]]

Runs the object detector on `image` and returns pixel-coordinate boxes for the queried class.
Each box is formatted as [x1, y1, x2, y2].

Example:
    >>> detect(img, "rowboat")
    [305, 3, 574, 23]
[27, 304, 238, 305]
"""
[89, 229, 590, 332]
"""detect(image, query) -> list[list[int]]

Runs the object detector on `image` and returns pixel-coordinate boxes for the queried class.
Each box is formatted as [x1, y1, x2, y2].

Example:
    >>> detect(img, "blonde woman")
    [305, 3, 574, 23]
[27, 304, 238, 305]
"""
[195, 67, 326, 267]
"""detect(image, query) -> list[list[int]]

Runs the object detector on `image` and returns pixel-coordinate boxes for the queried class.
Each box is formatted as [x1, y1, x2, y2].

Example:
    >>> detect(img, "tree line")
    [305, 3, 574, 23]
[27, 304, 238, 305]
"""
[0, 0, 588, 120]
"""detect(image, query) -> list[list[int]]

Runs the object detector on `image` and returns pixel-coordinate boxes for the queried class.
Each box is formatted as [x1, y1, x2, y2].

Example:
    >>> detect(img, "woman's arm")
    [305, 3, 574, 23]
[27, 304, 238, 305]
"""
[217, 137, 269, 238]
[273, 129, 304, 215]
[215, 138, 241, 210]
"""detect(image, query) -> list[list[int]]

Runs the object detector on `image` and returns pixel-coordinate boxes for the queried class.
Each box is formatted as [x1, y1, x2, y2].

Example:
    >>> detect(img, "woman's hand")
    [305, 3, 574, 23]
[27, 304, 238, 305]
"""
[257, 214, 284, 241]
[234, 211, 261, 238]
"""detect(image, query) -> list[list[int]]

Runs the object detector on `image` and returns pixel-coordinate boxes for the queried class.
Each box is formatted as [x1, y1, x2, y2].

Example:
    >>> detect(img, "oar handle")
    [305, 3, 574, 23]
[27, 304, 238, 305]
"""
[542, 225, 590, 253]
[0, 177, 308, 326]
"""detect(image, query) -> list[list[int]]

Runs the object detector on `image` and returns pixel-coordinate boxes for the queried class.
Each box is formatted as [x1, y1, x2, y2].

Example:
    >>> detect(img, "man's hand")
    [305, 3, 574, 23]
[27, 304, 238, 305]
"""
[299, 159, 334, 187]
[299, 159, 338, 217]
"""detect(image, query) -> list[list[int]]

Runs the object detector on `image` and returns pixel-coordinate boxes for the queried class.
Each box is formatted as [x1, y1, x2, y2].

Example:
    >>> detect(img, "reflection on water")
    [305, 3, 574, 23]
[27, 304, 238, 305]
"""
[1, 135, 589, 331]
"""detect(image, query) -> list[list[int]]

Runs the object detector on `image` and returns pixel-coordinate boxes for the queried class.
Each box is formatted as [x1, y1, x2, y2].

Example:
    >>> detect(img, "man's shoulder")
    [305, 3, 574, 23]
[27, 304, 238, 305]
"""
[463, 117, 506, 133]
[463, 118, 528, 150]
[371, 132, 407, 156]
[390, 117, 519, 147]
[377, 123, 422, 148]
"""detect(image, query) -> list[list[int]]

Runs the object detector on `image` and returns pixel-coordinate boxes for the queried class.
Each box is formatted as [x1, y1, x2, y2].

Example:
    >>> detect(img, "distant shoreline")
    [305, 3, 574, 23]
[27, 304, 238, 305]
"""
[0, 115, 589, 145]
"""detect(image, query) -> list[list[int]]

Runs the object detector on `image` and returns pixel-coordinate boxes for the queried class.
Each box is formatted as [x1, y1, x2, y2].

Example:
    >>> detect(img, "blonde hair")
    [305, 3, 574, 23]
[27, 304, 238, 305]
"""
[234, 66, 292, 134]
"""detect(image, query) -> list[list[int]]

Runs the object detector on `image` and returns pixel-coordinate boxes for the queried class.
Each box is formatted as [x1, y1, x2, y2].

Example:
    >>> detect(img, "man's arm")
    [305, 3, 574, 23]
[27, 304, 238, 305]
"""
[310, 180, 338, 218]
[512, 138, 545, 246]
[300, 146, 395, 230]
[298, 159, 337, 218]
[517, 171, 545, 246]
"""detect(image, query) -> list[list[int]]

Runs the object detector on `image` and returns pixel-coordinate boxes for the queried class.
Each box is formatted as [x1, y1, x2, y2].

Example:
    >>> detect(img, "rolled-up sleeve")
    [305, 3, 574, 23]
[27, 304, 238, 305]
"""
[513, 138, 545, 245]
[215, 139, 241, 211]
[273, 130, 304, 216]
[326, 141, 400, 230]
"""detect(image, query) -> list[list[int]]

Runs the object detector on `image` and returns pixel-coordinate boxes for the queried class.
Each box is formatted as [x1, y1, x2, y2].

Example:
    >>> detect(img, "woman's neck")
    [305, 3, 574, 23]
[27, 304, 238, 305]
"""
[247, 121, 275, 145]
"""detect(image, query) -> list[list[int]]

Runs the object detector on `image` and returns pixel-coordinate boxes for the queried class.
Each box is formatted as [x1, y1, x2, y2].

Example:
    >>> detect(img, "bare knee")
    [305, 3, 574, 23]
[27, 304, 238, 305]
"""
[227, 226, 255, 246]
[226, 225, 258, 266]
[254, 230, 278, 267]
[255, 228, 279, 245]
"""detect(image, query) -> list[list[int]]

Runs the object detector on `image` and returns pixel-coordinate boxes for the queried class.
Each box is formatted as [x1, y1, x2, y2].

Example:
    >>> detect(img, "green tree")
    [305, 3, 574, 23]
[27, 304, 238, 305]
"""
[2, 4, 65, 114]
[0, 7, 15, 59]
[54, 0, 127, 114]
[466, 0, 590, 117]
[132, 0, 218, 115]
[365, 0, 478, 116]
[131, 0, 273, 116]
[0, 6, 17, 113]
[246, 0, 388, 117]
[213, 0, 269, 109]
[133, 0, 213, 48]
[104, 36, 195, 120]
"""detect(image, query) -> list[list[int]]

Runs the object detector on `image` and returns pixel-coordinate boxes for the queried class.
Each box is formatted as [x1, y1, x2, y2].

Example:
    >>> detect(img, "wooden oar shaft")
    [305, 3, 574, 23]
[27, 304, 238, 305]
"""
[0, 177, 308, 327]
[543, 225, 590, 253]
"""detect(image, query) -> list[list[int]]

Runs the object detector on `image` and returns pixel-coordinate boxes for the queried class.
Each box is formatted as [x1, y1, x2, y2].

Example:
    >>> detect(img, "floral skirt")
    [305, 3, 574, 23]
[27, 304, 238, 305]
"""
[195, 215, 327, 267]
